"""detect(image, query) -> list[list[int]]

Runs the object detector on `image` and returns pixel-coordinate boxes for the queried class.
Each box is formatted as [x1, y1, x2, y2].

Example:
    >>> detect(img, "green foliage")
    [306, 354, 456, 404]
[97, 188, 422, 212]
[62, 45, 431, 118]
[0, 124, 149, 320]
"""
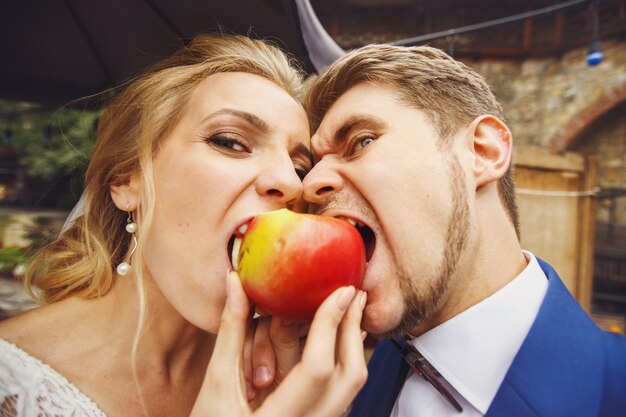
[0, 246, 28, 277]
[0, 216, 61, 277]
[0, 100, 101, 182]
[22, 216, 59, 253]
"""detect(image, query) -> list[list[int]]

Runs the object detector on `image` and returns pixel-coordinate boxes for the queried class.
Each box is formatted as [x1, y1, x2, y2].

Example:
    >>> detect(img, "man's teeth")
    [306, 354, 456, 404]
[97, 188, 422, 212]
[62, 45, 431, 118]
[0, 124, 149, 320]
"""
[231, 237, 242, 270]
[238, 223, 248, 235]
[335, 216, 359, 227]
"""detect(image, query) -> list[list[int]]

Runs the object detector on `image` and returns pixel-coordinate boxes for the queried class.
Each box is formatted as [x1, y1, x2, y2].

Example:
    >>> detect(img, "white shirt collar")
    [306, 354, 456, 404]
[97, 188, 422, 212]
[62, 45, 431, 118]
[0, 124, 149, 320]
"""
[406, 251, 548, 414]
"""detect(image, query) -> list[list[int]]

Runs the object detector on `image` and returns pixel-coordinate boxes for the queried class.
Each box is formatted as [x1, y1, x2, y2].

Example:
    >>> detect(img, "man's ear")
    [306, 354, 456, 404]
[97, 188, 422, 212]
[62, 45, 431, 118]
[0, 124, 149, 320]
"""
[110, 175, 140, 211]
[466, 115, 513, 188]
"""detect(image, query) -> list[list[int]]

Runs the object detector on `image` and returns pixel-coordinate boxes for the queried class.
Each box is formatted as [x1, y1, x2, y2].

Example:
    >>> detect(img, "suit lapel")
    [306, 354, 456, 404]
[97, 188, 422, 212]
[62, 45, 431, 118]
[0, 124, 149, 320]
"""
[349, 339, 410, 417]
[486, 258, 604, 417]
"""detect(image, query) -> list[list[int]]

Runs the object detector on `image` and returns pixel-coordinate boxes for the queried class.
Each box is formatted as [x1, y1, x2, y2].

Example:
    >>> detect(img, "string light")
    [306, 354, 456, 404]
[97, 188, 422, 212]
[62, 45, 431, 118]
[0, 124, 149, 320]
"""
[586, 2, 603, 66]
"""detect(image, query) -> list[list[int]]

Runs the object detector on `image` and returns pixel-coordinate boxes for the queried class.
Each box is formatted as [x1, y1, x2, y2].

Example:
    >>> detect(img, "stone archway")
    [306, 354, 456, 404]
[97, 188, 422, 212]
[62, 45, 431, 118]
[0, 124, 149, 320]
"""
[548, 81, 626, 152]
[549, 79, 626, 329]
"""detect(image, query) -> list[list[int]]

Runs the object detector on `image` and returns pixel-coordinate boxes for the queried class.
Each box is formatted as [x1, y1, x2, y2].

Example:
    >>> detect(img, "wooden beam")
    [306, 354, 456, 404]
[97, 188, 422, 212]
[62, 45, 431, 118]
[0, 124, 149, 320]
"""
[514, 147, 585, 172]
[523, 18, 533, 50]
[577, 155, 598, 312]
[554, 11, 564, 48]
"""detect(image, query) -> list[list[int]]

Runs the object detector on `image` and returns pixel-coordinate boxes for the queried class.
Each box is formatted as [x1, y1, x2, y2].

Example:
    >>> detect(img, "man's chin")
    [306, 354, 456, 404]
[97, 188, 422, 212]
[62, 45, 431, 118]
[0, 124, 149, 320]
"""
[366, 307, 426, 339]
[361, 307, 415, 339]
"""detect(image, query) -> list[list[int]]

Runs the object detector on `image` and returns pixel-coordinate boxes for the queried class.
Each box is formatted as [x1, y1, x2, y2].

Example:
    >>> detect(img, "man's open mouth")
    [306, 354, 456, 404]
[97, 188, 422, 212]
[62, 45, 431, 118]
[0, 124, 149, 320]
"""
[334, 216, 376, 263]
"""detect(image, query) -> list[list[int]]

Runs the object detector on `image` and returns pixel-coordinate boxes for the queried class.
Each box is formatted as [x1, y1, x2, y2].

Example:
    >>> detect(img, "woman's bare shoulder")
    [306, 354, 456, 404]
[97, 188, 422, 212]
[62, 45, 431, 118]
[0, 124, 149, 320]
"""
[0, 299, 83, 360]
[1, 304, 52, 345]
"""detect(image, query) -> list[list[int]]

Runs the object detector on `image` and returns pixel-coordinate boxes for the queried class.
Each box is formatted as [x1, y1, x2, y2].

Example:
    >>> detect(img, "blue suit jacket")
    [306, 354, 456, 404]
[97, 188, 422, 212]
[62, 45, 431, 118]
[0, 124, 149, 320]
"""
[349, 259, 626, 417]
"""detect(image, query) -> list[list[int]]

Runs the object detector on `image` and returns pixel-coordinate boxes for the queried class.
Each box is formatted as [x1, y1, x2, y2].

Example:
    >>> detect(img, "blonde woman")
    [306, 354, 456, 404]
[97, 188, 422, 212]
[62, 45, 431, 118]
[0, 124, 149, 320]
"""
[0, 34, 367, 417]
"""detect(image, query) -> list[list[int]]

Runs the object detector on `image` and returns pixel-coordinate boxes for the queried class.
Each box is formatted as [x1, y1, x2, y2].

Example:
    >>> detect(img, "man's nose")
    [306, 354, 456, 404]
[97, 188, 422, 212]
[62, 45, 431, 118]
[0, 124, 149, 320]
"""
[302, 160, 344, 205]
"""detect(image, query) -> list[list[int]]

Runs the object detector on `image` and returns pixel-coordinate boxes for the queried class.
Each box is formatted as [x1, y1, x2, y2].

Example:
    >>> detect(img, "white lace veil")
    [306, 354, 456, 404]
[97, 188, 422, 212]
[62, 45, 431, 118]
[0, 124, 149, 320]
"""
[59, 191, 88, 236]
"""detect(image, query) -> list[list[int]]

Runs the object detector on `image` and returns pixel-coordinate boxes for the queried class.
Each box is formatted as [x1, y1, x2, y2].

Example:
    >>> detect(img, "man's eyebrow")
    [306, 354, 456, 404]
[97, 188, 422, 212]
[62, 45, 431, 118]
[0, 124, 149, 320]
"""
[203, 108, 269, 132]
[295, 143, 313, 164]
[333, 114, 386, 144]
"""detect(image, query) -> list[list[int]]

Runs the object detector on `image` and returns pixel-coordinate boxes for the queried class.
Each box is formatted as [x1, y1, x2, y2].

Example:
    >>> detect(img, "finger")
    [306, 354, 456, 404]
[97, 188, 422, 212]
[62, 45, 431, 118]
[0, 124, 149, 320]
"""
[243, 318, 258, 401]
[211, 270, 250, 365]
[252, 317, 275, 388]
[301, 286, 356, 365]
[296, 323, 311, 338]
[306, 290, 369, 417]
[192, 270, 250, 414]
[255, 286, 356, 417]
[268, 317, 301, 382]
[338, 290, 368, 366]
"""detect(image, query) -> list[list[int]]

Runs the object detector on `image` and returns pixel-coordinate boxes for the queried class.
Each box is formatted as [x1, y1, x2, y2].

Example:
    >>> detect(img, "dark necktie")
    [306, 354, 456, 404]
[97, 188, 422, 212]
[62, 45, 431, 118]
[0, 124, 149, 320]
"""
[390, 338, 463, 413]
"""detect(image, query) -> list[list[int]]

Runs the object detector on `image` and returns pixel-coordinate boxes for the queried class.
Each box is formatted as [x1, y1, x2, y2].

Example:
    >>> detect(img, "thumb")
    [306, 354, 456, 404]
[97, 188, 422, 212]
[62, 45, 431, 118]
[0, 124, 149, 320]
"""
[212, 269, 250, 367]
[194, 270, 251, 415]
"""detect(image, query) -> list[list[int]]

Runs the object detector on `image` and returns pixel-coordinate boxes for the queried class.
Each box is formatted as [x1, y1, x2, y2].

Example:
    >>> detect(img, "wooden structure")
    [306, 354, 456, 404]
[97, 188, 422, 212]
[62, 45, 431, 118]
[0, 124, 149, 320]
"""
[313, 0, 626, 60]
[514, 146, 597, 311]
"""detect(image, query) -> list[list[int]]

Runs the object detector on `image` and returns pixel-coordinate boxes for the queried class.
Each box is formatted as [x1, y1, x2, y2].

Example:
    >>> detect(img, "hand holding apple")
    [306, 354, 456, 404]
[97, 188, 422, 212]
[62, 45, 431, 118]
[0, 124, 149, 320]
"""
[233, 209, 366, 320]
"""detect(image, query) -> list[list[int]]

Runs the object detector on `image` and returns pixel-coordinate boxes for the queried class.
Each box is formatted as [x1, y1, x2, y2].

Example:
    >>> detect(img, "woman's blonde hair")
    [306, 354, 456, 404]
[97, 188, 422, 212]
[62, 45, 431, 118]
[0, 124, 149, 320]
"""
[25, 34, 305, 303]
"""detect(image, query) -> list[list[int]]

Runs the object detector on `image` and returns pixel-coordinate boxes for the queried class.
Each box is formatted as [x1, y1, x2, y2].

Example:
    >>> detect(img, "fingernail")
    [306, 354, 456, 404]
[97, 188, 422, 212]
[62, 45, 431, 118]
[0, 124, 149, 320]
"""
[361, 330, 368, 341]
[336, 286, 356, 311]
[254, 366, 271, 386]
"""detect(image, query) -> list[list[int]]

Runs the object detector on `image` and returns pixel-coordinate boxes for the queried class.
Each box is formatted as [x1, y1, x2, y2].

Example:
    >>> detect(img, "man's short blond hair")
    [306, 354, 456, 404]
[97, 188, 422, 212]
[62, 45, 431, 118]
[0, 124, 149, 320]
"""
[306, 44, 519, 236]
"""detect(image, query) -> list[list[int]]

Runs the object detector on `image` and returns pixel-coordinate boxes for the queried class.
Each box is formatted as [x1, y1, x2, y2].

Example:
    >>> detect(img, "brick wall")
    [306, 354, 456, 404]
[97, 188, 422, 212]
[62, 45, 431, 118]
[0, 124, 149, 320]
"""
[465, 39, 626, 231]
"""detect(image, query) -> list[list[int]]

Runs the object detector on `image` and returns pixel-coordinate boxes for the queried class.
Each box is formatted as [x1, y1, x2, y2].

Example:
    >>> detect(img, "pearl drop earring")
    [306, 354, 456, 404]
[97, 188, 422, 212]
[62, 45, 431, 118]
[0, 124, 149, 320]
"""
[116, 209, 138, 276]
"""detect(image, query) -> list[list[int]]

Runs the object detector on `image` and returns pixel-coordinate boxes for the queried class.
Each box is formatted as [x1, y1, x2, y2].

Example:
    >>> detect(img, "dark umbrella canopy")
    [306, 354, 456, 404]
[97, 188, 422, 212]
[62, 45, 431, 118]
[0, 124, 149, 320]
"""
[0, 0, 338, 105]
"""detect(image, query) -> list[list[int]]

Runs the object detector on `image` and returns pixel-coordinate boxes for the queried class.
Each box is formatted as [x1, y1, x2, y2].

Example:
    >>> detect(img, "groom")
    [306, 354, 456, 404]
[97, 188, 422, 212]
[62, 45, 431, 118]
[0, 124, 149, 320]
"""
[301, 43, 626, 416]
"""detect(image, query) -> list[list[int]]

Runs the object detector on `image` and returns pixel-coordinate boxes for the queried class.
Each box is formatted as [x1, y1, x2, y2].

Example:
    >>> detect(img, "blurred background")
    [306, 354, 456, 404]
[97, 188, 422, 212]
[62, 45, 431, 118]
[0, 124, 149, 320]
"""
[0, 0, 625, 334]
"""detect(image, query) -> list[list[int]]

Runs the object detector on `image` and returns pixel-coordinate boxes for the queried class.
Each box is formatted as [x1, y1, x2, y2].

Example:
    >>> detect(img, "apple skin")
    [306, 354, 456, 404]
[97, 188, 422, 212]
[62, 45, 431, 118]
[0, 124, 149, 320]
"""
[237, 208, 366, 320]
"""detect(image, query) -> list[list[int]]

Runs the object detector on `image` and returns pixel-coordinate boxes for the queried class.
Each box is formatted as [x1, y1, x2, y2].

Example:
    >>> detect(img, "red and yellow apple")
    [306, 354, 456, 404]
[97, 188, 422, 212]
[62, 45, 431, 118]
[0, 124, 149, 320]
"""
[233, 208, 366, 320]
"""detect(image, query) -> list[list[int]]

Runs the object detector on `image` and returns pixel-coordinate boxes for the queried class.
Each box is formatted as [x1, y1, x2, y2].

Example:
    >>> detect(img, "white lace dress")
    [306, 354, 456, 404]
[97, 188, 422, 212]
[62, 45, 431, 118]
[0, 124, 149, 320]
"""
[0, 338, 106, 417]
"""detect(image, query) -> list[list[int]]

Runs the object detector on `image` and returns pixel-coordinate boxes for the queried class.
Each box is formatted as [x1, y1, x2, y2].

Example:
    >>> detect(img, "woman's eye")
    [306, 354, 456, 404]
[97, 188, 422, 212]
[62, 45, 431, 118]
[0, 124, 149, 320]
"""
[208, 134, 249, 152]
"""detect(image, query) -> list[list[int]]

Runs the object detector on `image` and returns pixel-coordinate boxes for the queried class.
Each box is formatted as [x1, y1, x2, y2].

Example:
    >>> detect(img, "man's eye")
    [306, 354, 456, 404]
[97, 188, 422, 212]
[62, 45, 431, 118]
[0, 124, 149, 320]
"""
[207, 134, 248, 152]
[355, 137, 375, 151]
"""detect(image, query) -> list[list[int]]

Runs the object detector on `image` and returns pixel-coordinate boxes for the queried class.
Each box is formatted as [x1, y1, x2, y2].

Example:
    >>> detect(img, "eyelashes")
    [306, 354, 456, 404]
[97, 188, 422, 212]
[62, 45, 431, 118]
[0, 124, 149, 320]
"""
[206, 133, 311, 179]
[346, 134, 377, 156]
[205, 133, 251, 153]
[355, 137, 375, 151]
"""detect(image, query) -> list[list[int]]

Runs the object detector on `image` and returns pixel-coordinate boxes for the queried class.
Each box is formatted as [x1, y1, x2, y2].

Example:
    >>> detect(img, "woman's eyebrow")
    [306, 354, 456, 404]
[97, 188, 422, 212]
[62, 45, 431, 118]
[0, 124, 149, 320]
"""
[202, 108, 270, 132]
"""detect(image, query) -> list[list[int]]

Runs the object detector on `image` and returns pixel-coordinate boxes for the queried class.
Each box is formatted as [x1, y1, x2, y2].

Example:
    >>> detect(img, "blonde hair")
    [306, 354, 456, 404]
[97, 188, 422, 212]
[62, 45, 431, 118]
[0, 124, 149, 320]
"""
[25, 34, 305, 303]
[306, 44, 519, 235]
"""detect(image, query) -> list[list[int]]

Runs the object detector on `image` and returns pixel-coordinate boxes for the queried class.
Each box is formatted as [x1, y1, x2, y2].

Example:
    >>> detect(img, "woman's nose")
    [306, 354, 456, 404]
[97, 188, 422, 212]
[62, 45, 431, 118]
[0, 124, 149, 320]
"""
[302, 160, 344, 206]
[256, 157, 303, 207]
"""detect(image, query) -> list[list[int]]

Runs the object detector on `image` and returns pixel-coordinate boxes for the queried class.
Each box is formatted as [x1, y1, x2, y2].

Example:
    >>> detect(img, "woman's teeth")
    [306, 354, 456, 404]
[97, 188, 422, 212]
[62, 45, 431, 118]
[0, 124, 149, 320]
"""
[231, 236, 242, 270]
[235, 223, 248, 237]
[230, 223, 249, 270]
